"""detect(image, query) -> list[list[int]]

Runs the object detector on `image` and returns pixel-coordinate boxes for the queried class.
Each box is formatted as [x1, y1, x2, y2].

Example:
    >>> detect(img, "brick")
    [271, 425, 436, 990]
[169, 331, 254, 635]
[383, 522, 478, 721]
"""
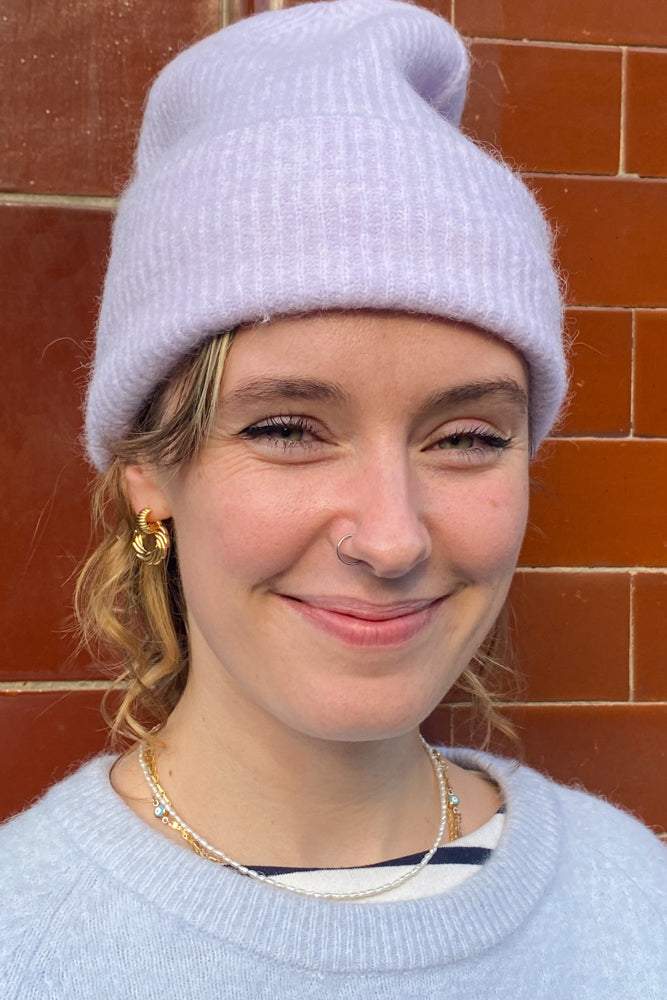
[244, 1, 454, 22]
[528, 176, 667, 308]
[0, 0, 220, 196]
[0, 204, 111, 680]
[462, 42, 621, 175]
[421, 705, 455, 747]
[521, 440, 667, 567]
[0, 690, 108, 822]
[626, 51, 667, 178]
[451, 703, 667, 832]
[455, 0, 667, 46]
[634, 310, 667, 437]
[509, 571, 630, 701]
[633, 574, 667, 700]
[558, 309, 632, 435]
[426, 0, 452, 18]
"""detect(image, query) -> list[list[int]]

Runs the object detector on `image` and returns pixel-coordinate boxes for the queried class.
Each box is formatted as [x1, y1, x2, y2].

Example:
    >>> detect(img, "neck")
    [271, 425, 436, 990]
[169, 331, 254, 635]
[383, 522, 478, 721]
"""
[142, 680, 438, 869]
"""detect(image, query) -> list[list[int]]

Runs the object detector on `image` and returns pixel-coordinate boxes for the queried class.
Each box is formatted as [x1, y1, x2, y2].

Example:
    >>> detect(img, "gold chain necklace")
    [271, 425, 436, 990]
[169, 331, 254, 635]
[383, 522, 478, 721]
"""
[139, 737, 462, 901]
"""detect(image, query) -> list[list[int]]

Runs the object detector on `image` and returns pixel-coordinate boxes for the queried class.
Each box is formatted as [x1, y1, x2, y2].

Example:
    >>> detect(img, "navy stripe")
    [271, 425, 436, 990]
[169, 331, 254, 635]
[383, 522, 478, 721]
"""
[250, 845, 493, 878]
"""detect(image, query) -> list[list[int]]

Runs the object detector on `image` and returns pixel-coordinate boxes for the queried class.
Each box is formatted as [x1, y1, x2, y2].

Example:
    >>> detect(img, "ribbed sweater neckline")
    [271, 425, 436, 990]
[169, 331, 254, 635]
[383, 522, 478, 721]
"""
[50, 747, 562, 972]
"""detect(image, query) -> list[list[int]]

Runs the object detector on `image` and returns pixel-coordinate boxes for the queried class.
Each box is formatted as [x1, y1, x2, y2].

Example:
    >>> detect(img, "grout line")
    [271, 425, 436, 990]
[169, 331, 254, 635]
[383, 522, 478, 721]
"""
[5, 688, 666, 709]
[525, 170, 667, 182]
[564, 304, 667, 312]
[0, 192, 116, 209]
[550, 434, 634, 441]
[565, 304, 634, 311]
[463, 36, 667, 53]
[0, 680, 114, 693]
[516, 567, 667, 574]
[220, 0, 246, 28]
[543, 433, 667, 441]
[619, 47, 628, 175]
[629, 572, 636, 701]
[446, 699, 667, 708]
[630, 309, 637, 435]
[450, 0, 455, 27]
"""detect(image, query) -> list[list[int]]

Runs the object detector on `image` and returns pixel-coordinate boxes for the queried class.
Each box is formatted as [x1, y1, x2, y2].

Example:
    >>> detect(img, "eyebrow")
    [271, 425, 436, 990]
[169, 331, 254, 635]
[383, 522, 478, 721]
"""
[421, 378, 528, 414]
[221, 375, 528, 413]
[222, 377, 350, 409]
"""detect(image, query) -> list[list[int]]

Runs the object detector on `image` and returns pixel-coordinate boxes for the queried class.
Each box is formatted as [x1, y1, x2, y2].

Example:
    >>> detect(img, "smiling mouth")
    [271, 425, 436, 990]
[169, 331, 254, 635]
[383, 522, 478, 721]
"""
[290, 596, 443, 619]
[278, 594, 447, 646]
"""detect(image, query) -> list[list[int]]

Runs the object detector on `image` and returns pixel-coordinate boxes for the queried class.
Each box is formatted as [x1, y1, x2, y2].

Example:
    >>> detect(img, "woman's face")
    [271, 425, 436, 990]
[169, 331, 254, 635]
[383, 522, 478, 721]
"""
[127, 312, 530, 743]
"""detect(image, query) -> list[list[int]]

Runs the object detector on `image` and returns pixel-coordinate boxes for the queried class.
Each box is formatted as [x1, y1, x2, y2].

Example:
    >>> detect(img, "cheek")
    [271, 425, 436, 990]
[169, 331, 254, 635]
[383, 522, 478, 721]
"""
[434, 474, 529, 577]
[173, 469, 326, 589]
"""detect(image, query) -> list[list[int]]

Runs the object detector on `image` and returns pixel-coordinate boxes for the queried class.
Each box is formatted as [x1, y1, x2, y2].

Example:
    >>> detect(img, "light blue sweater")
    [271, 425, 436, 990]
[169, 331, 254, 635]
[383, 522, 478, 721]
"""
[1, 748, 665, 998]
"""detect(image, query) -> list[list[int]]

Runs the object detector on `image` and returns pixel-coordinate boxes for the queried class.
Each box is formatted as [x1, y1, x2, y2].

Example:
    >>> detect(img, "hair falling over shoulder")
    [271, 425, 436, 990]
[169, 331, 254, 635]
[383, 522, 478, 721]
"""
[75, 328, 519, 752]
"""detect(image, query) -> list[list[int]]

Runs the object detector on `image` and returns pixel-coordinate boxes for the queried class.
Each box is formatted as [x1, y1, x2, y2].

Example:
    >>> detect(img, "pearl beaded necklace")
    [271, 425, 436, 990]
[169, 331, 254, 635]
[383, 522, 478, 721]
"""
[139, 736, 461, 902]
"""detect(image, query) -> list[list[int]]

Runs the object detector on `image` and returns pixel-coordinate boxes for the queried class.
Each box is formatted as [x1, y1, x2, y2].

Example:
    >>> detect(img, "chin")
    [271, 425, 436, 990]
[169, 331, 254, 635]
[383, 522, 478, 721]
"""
[285, 680, 450, 744]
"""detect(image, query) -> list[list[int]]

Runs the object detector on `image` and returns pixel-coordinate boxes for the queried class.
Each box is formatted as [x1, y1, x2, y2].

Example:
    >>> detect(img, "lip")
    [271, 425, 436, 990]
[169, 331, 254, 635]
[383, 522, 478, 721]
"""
[278, 594, 447, 647]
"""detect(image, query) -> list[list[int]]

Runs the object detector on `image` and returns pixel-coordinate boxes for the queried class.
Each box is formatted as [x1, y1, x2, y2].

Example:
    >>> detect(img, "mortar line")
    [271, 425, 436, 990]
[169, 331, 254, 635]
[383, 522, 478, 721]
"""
[550, 433, 633, 441]
[446, 699, 665, 708]
[0, 192, 116, 209]
[463, 36, 666, 53]
[0, 680, 114, 693]
[630, 308, 637, 436]
[619, 46, 628, 175]
[628, 572, 636, 701]
[516, 566, 667, 574]
[525, 170, 667, 182]
[542, 431, 667, 440]
[564, 305, 667, 312]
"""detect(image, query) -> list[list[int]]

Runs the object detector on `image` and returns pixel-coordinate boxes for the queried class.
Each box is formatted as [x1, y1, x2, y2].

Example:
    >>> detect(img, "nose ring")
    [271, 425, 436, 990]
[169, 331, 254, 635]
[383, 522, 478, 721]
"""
[336, 534, 361, 566]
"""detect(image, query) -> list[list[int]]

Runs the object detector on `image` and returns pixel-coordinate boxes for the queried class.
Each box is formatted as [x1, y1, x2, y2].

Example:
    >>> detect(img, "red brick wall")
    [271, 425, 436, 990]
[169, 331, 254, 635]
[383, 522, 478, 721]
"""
[1, 0, 665, 833]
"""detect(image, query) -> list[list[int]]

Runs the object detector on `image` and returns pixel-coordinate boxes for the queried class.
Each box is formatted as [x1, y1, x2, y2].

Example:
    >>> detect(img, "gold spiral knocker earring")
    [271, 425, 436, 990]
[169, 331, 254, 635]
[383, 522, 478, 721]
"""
[131, 508, 171, 565]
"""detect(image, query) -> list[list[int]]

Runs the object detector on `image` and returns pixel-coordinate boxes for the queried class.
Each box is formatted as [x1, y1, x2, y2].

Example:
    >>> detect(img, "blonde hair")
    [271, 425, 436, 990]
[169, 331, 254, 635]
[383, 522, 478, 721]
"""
[75, 332, 234, 747]
[76, 329, 519, 750]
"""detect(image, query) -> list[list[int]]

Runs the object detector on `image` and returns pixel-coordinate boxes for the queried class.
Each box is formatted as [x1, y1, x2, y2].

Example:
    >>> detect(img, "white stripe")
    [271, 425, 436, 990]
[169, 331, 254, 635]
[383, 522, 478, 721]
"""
[269, 813, 505, 904]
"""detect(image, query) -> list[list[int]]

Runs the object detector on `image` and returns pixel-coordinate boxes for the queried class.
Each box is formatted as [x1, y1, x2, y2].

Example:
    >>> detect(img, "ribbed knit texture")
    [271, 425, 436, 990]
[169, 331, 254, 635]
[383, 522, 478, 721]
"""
[86, 0, 566, 469]
[2, 749, 665, 998]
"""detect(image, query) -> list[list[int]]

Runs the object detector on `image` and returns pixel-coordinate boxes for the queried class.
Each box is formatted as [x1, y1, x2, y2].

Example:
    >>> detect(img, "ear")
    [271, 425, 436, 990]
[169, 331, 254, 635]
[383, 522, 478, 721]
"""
[124, 464, 174, 521]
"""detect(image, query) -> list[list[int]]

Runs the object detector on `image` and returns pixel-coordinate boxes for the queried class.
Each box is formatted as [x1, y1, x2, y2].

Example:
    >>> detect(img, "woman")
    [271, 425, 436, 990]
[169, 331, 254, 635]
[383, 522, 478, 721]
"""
[1, 1, 664, 996]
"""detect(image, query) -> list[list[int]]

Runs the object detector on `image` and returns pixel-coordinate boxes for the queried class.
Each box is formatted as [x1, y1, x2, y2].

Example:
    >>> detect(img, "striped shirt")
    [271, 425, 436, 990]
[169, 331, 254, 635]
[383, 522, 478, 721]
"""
[249, 808, 505, 902]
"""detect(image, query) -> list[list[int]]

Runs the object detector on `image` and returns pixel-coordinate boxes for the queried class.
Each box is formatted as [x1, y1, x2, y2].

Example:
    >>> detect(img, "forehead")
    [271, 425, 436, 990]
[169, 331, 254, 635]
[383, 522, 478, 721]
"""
[224, 311, 529, 395]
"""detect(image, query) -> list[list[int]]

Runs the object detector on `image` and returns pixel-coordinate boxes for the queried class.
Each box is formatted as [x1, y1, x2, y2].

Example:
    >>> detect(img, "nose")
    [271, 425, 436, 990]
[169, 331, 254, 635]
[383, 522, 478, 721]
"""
[338, 450, 432, 578]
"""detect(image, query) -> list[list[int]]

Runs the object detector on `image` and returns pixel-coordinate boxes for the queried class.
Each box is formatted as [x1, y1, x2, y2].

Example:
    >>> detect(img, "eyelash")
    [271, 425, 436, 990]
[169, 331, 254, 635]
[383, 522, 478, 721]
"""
[433, 425, 512, 454]
[239, 416, 317, 448]
[239, 417, 512, 456]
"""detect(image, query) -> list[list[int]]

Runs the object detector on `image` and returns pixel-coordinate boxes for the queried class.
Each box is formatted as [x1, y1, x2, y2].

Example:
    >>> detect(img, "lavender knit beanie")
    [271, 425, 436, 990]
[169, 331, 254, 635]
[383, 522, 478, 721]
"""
[86, 0, 566, 470]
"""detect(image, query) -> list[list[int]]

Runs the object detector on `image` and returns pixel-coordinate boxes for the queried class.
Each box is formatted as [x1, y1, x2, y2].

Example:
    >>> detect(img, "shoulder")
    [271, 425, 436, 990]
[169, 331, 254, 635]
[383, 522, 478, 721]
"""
[0, 755, 108, 879]
[0, 757, 116, 977]
[448, 746, 667, 897]
[549, 775, 667, 901]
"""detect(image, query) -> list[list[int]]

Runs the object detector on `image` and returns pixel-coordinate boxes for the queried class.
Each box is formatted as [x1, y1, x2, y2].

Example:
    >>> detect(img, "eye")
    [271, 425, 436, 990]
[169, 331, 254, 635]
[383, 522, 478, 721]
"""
[432, 426, 512, 460]
[436, 432, 479, 451]
[239, 416, 318, 448]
